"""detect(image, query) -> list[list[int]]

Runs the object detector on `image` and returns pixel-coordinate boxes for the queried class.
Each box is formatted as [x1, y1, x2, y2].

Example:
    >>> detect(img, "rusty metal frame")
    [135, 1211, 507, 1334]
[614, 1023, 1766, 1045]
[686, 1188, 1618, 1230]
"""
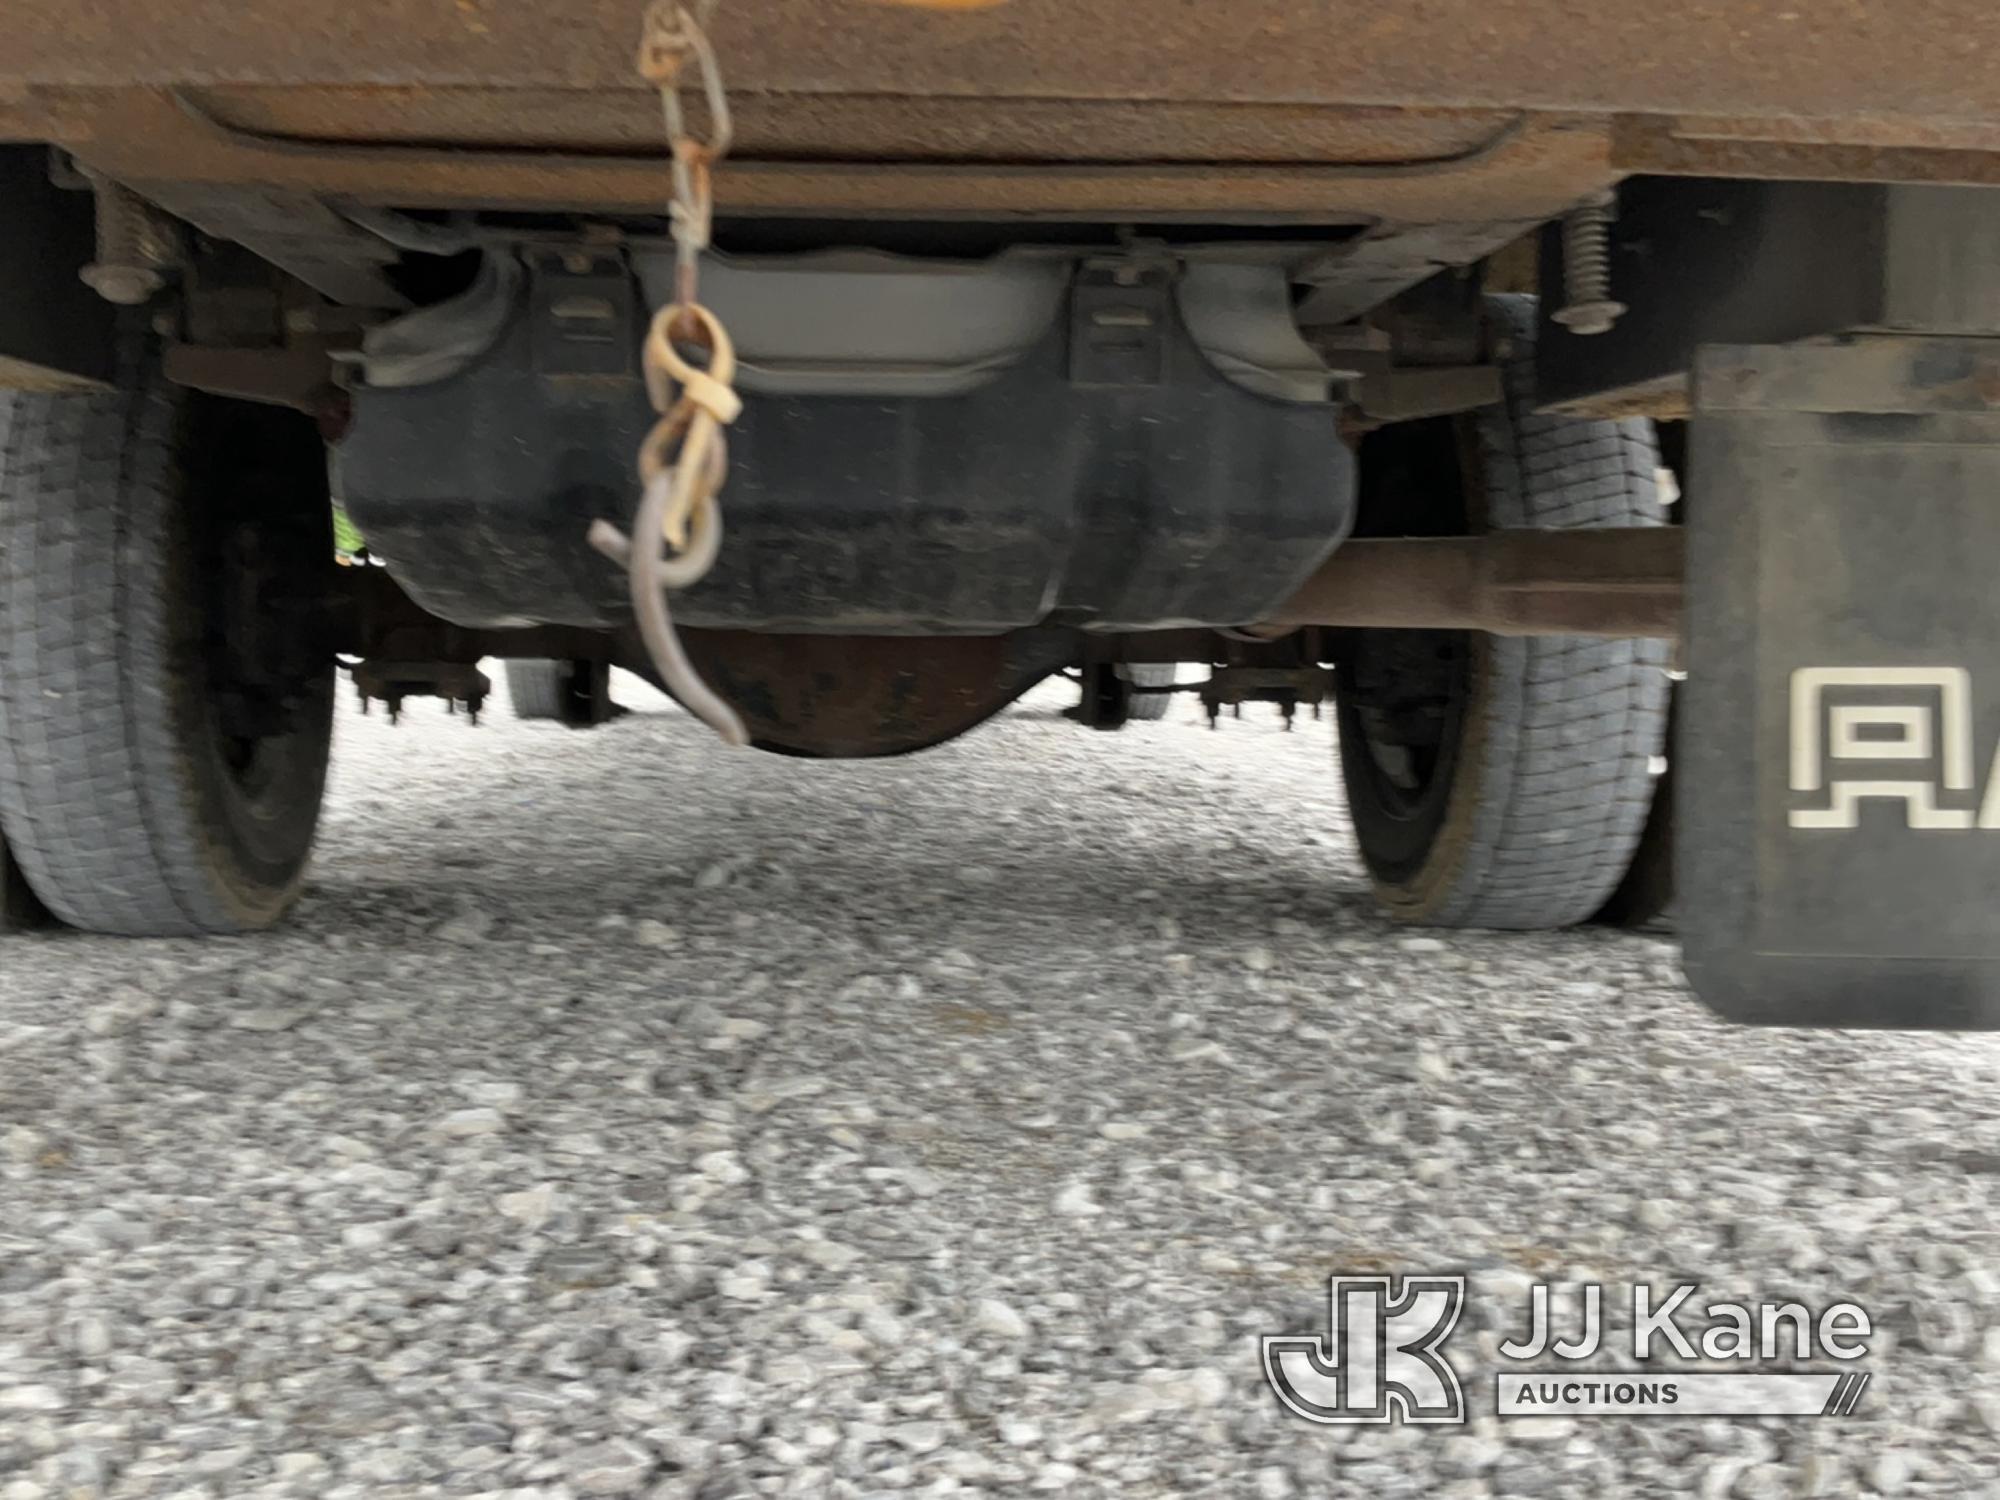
[1263, 528, 1683, 639]
[9, 1, 2000, 141]
[342, 527, 1685, 673]
[9, 4, 2000, 243]
[11, 89, 1619, 225]
[330, 526, 1682, 753]
[29, 92, 2000, 225]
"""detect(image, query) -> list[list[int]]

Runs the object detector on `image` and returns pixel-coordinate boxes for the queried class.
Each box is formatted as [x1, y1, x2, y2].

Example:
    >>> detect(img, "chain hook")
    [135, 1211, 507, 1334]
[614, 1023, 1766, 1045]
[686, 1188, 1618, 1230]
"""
[640, 0, 731, 312]
[587, 0, 749, 747]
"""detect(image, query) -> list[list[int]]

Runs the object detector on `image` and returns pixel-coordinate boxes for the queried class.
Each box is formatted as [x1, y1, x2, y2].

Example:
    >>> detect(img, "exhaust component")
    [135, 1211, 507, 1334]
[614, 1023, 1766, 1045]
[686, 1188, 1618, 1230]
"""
[1264, 527, 1682, 639]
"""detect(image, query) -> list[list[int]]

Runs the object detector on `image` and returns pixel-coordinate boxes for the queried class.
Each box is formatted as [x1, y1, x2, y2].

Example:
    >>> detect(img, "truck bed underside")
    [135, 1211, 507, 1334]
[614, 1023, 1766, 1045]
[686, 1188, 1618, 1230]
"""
[10, 2, 2000, 229]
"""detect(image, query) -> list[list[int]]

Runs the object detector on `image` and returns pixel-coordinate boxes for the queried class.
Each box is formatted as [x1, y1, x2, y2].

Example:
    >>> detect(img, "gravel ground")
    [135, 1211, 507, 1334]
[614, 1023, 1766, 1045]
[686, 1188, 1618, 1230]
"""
[4, 674, 2000, 1499]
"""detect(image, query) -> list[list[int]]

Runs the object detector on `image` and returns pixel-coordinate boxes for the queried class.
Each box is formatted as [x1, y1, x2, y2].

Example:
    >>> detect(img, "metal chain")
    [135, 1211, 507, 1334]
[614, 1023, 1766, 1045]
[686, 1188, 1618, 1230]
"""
[587, 0, 749, 746]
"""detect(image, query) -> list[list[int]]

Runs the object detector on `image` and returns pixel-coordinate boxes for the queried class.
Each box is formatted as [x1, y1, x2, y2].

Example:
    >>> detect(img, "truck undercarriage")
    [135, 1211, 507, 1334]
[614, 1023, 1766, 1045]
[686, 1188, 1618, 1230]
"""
[5, 3, 2000, 1026]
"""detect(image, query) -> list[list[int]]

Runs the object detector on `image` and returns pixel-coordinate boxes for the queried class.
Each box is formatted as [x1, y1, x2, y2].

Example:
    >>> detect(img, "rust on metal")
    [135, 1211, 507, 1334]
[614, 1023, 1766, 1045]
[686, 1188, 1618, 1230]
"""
[9, 3, 2000, 219]
[673, 631, 1067, 757]
[6, 1, 2000, 131]
[26, 89, 1613, 224]
[99, 87, 1530, 166]
[1612, 116, 2000, 189]
[1657, 113, 2000, 154]
[1695, 336, 2000, 417]
[14, 91, 2000, 214]
[1535, 372, 1692, 423]
[1264, 528, 1683, 639]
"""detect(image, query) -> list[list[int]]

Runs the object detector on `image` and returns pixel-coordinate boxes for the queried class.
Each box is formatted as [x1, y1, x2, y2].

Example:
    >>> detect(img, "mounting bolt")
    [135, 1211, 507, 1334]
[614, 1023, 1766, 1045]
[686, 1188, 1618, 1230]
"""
[1551, 190, 1626, 337]
[77, 174, 175, 306]
[80, 263, 164, 306]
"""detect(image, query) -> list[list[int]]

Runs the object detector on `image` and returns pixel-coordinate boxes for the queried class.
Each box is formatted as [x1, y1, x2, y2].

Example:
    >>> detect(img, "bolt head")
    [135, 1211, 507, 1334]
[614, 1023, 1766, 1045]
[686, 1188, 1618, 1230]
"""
[1551, 299, 1628, 337]
[79, 263, 164, 306]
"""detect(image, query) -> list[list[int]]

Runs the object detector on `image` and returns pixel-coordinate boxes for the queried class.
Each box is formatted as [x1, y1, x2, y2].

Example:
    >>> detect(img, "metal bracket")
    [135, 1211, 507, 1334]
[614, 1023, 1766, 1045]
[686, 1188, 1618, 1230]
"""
[1069, 272, 1169, 387]
[548, 659, 623, 729]
[530, 248, 640, 381]
[1071, 660, 1139, 730]
[1200, 666, 1332, 730]
[1352, 364, 1504, 424]
[349, 660, 492, 725]
[0, 147, 118, 390]
[162, 343, 345, 417]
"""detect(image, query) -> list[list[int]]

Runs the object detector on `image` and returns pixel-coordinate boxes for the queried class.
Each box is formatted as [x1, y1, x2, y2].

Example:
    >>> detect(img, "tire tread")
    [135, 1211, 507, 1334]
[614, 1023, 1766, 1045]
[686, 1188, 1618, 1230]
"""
[1361, 294, 1670, 929]
[0, 377, 326, 935]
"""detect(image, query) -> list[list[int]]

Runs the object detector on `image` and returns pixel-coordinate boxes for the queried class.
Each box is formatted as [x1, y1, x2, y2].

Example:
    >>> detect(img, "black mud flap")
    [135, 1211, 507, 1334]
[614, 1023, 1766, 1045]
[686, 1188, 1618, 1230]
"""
[1684, 337, 2000, 1027]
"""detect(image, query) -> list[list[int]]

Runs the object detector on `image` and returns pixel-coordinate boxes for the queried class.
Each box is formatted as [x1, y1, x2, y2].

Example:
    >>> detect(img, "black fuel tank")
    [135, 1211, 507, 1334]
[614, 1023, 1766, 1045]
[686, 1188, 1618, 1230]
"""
[336, 249, 1354, 633]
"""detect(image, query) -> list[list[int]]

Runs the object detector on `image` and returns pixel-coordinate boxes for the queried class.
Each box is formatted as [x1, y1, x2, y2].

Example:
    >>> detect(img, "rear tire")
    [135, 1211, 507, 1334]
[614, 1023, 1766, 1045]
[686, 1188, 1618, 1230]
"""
[0, 358, 334, 936]
[1123, 663, 1176, 721]
[504, 659, 620, 727]
[1595, 694, 1676, 929]
[1334, 295, 1669, 930]
[505, 660, 569, 721]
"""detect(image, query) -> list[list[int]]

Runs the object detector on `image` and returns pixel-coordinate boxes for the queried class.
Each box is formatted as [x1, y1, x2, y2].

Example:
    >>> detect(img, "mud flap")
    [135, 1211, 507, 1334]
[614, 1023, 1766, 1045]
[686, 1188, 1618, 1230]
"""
[1683, 337, 2000, 1027]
